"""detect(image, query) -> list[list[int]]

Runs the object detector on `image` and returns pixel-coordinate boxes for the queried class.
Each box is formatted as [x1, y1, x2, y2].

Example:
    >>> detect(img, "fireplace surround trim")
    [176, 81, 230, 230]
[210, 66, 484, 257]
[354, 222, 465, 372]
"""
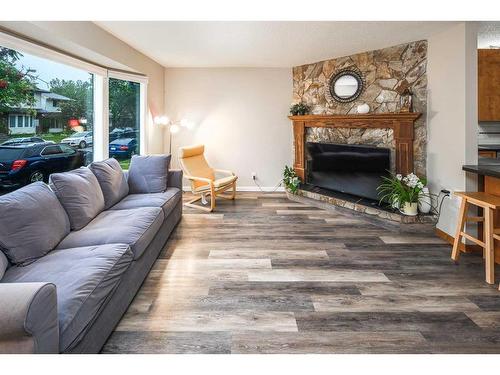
[289, 113, 422, 180]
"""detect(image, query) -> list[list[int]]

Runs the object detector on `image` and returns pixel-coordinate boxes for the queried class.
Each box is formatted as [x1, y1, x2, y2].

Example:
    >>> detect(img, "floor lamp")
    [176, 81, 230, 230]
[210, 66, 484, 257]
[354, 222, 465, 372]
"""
[168, 123, 180, 154]
[154, 115, 191, 155]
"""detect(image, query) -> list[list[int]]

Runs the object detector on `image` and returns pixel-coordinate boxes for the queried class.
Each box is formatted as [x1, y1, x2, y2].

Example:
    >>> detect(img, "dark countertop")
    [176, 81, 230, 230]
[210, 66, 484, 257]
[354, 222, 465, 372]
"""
[479, 144, 500, 151]
[463, 157, 500, 178]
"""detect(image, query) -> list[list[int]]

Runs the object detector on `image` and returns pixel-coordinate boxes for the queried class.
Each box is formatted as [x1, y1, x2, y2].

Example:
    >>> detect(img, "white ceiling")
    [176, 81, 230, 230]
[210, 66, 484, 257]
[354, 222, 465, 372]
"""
[95, 21, 455, 68]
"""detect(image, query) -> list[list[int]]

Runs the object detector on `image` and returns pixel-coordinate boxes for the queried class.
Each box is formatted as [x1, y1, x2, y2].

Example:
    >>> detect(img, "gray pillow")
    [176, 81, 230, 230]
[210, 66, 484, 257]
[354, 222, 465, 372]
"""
[89, 158, 129, 209]
[49, 167, 105, 231]
[0, 182, 70, 265]
[128, 155, 171, 194]
[0, 251, 8, 279]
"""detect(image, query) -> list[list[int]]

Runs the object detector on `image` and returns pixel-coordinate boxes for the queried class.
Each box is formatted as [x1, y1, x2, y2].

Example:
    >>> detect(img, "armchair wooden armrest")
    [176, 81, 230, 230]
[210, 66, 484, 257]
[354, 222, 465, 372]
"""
[213, 169, 235, 176]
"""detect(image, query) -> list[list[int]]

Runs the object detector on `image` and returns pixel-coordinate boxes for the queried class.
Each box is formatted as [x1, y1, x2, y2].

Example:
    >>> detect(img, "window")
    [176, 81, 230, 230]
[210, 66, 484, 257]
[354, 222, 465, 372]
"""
[1, 42, 94, 167]
[0, 33, 147, 192]
[41, 145, 63, 156]
[0, 42, 96, 192]
[60, 144, 77, 155]
[108, 77, 141, 170]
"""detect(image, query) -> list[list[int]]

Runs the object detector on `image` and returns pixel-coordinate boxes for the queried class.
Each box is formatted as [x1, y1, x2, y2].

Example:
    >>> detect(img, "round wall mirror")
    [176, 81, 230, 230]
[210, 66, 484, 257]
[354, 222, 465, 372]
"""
[328, 69, 364, 103]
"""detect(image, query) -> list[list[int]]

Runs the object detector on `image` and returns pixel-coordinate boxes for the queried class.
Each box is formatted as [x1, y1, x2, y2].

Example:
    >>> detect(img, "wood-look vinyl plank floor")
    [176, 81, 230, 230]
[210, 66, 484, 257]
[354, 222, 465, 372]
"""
[102, 192, 500, 354]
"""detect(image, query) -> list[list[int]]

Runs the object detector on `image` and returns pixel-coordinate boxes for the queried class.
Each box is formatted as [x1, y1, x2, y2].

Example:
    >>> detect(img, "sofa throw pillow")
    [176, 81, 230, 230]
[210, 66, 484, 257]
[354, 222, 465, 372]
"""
[0, 251, 8, 279]
[0, 182, 70, 265]
[49, 167, 105, 231]
[89, 158, 129, 209]
[128, 154, 171, 194]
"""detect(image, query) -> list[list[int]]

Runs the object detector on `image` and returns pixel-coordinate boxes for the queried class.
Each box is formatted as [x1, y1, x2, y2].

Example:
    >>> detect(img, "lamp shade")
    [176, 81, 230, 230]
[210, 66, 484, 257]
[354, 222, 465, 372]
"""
[154, 116, 170, 125]
[170, 124, 180, 134]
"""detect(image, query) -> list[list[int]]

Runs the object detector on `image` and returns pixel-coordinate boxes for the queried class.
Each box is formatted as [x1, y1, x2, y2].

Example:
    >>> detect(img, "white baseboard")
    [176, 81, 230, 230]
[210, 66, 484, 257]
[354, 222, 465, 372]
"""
[237, 186, 285, 192]
[182, 186, 285, 192]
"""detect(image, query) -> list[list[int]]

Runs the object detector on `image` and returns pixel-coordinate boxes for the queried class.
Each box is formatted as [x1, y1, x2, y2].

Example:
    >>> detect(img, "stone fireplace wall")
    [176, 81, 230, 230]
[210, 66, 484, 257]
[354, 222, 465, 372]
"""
[293, 40, 427, 177]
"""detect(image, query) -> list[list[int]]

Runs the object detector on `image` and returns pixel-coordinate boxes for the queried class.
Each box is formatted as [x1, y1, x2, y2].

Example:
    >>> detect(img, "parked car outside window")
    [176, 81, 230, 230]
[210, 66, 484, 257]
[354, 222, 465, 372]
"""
[0, 142, 85, 188]
[1, 137, 48, 146]
[109, 138, 138, 159]
[60, 131, 93, 149]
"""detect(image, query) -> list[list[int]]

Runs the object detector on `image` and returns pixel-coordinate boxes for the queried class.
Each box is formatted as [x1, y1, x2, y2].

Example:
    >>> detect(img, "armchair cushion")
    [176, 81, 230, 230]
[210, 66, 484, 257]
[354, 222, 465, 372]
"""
[128, 154, 171, 194]
[49, 167, 105, 231]
[0, 182, 70, 265]
[179, 144, 215, 189]
[89, 158, 129, 209]
[194, 175, 237, 193]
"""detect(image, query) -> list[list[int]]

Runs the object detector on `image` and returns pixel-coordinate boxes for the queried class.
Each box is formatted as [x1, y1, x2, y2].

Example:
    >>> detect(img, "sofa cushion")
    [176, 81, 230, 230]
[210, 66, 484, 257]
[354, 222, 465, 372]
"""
[0, 182, 70, 265]
[0, 251, 8, 280]
[128, 154, 171, 194]
[2, 243, 133, 352]
[56, 207, 164, 260]
[49, 167, 105, 231]
[110, 188, 181, 216]
[89, 158, 129, 209]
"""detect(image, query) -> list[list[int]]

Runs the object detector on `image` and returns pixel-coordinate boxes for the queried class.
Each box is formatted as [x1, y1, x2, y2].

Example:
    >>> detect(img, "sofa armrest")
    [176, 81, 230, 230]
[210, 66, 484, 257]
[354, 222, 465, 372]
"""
[167, 169, 183, 190]
[0, 283, 59, 354]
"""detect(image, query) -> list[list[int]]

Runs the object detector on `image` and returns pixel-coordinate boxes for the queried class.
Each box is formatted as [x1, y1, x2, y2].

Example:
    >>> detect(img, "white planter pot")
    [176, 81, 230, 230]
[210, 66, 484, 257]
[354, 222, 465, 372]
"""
[402, 202, 418, 216]
[418, 187, 432, 214]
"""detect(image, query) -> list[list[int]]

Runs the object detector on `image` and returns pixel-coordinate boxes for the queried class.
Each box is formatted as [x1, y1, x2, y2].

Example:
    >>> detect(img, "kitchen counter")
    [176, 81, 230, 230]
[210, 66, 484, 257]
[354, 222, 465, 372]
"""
[461, 160, 500, 264]
[479, 144, 500, 151]
[463, 158, 500, 178]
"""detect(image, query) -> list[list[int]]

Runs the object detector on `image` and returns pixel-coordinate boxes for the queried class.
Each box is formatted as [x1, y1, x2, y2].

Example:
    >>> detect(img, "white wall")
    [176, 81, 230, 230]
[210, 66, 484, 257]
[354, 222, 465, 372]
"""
[427, 22, 478, 236]
[0, 21, 166, 154]
[164, 68, 293, 189]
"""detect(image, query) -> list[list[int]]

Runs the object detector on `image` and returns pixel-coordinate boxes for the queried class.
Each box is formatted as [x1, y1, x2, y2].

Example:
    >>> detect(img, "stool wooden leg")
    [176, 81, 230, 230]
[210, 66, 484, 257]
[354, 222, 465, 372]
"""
[485, 207, 495, 284]
[452, 198, 468, 261]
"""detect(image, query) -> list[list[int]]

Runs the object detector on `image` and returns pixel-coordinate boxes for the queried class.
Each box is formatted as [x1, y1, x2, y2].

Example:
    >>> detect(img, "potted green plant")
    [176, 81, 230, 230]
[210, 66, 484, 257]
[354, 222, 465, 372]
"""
[377, 172, 427, 216]
[289, 102, 311, 116]
[283, 165, 300, 194]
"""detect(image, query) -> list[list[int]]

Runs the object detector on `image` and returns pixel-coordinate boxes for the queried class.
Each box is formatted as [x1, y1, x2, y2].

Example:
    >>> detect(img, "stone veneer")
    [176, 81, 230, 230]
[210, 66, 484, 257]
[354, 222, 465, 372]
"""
[293, 40, 427, 177]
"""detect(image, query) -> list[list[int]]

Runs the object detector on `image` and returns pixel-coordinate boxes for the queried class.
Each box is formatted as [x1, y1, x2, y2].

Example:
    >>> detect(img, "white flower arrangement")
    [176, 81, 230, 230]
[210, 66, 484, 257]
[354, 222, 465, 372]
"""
[377, 172, 428, 207]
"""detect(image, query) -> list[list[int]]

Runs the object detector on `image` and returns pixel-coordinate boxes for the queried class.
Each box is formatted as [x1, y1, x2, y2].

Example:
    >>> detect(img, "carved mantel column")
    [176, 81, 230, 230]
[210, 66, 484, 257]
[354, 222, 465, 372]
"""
[289, 113, 422, 181]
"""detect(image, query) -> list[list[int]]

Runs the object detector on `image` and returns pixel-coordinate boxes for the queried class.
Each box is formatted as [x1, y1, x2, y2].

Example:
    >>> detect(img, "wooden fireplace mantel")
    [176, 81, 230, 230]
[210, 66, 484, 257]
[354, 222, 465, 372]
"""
[289, 112, 422, 180]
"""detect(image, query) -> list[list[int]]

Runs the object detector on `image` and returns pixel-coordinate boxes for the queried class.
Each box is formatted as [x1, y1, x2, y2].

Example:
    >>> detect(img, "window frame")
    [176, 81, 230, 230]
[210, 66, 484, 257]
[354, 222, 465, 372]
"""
[0, 31, 149, 163]
[40, 144, 64, 156]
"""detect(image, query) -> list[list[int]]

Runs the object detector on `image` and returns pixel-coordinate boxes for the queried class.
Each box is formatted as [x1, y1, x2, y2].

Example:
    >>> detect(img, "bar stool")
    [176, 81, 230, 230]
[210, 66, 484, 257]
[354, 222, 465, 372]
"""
[452, 192, 500, 285]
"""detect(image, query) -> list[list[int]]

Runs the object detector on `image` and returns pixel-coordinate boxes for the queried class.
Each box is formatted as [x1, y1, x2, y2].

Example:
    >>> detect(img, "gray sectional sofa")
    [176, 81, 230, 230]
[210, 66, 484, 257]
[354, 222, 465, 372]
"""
[0, 155, 182, 353]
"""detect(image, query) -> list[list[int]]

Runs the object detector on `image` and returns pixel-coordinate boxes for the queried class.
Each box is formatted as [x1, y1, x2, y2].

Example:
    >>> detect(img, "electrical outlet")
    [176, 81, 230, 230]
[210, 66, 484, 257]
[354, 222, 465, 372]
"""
[252, 172, 257, 180]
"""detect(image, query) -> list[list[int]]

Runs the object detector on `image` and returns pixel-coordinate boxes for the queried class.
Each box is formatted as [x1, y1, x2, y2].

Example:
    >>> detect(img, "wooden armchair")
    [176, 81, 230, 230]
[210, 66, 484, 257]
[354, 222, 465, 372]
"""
[178, 144, 237, 212]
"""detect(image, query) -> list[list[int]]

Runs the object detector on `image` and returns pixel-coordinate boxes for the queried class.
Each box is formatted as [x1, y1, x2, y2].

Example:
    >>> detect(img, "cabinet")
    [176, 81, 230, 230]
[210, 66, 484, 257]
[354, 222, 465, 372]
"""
[479, 49, 500, 121]
[479, 150, 497, 158]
